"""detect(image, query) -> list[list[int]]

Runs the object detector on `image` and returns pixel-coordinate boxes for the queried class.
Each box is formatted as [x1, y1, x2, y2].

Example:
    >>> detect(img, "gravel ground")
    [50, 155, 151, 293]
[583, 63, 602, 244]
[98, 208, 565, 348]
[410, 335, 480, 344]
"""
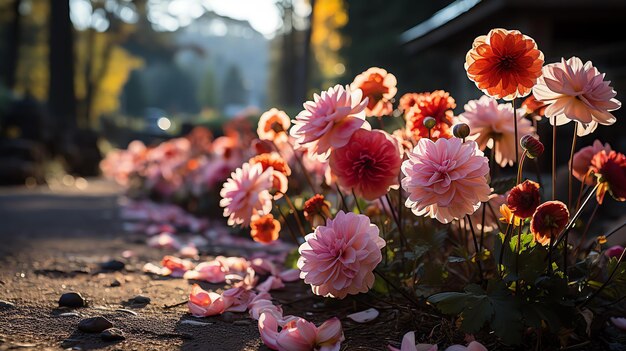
[0, 180, 412, 351]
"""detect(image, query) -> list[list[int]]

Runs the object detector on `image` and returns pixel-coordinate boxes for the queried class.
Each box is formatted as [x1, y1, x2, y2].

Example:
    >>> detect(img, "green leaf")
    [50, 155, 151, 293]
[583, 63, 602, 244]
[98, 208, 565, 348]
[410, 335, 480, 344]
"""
[283, 248, 300, 269]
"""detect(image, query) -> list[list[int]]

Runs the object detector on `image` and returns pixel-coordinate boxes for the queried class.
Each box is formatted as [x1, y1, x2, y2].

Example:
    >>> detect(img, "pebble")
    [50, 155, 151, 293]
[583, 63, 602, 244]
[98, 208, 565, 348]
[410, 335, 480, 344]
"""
[59, 292, 86, 308]
[100, 260, 125, 271]
[77, 316, 113, 333]
[180, 320, 212, 326]
[233, 320, 251, 326]
[131, 295, 150, 304]
[221, 312, 236, 323]
[110, 279, 122, 287]
[100, 328, 125, 341]
[0, 300, 15, 309]
[61, 339, 81, 348]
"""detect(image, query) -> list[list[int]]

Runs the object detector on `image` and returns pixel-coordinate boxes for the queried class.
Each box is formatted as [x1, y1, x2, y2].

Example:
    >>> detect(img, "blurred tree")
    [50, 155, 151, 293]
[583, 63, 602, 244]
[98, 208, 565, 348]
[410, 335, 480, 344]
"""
[199, 66, 219, 109]
[310, 0, 347, 90]
[122, 69, 146, 117]
[48, 0, 77, 132]
[0, 0, 22, 90]
[221, 65, 248, 108]
[14, 0, 49, 100]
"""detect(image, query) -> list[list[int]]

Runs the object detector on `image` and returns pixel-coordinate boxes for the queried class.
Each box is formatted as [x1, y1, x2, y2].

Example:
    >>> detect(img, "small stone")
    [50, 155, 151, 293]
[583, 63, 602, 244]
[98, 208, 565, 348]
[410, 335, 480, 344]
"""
[59, 292, 86, 308]
[100, 328, 125, 341]
[131, 295, 150, 304]
[61, 339, 81, 348]
[100, 260, 125, 271]
[77, 316, 113, 333]
[233, 320, 251, 326]
[181, 320, 212, 327]
[221, 312, 236, 323]
[0, 300, 15, 309]
[110, 279, 121, 287]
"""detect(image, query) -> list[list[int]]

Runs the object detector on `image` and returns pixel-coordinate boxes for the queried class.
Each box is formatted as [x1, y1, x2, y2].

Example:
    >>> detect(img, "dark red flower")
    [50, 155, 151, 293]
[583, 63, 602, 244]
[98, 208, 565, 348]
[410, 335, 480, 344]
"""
[530, 201, 569, 246]
[507, 180, 541, 218]
[590, 150, 626, 204]
[330, 129, 402, 200]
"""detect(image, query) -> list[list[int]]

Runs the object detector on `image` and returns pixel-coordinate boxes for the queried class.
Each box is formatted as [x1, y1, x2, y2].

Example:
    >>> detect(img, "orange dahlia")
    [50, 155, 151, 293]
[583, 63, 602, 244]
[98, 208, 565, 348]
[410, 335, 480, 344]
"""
[350, 67, 397, 117]
[250, 214, 281, 244]
[404, 90, 455, 140]
[465, 28, 544, 100]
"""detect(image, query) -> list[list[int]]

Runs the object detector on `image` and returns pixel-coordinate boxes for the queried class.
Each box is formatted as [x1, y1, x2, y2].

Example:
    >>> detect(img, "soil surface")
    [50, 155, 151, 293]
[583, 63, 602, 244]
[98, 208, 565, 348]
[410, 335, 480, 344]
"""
[0, 180, 432, 351]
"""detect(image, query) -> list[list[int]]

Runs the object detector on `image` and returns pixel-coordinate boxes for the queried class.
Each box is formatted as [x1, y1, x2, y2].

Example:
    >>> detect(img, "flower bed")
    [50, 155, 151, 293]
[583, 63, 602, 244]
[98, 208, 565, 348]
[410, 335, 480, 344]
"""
[101, 28, 626, 350]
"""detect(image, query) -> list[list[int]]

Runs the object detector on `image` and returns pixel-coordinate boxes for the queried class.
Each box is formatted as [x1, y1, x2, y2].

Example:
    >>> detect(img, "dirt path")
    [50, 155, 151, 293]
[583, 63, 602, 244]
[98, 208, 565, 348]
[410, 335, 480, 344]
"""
[0, 180, 410, 351]
[0, 180, 266, 350]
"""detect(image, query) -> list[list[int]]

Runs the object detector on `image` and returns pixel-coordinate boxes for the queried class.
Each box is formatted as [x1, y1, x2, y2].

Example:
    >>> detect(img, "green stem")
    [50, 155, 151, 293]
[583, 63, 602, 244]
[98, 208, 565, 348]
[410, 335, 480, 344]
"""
[552, 116, 557, 200]
[282, 193, 306, 238]
[465, 215, 485, 284]
[568, 124, 578, 210]
[512, 98, 519, 167]
[580, 248, 626, 307]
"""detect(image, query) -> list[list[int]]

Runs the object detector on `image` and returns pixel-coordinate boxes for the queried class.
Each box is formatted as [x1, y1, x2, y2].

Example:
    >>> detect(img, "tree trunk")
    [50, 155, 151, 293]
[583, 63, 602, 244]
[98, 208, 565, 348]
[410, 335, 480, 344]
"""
[48, 0, 77, 134]
[2, 0, 22, 90]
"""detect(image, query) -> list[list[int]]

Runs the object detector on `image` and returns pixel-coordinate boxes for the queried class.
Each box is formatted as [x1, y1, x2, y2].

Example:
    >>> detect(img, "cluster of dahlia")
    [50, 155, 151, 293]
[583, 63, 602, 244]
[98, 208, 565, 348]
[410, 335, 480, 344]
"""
[463, 28, 624, 250]
[100, 125, 250, 203]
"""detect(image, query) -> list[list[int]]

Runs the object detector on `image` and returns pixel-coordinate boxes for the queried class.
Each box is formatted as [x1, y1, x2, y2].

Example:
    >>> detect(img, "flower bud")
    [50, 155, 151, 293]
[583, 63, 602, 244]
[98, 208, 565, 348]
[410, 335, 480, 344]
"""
[423, 116, 436, 130]
[453, 123, 470, 139]
[520, 134, 544, 159]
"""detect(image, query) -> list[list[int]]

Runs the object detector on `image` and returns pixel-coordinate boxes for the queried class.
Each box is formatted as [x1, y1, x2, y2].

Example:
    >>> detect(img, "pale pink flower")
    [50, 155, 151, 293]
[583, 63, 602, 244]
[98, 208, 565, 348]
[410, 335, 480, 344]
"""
[387, 331, 437, 351]
[297, 211, 385, 299]
[188, 284, 226, 317]
[219, 162, 274, 226]
[249, 293, 283, 321]
[533, 56, 621, 136]
[161, 255, 193, 277]
[329, 129, 402, 200]
[183, 261, 227, 283]
[571, 140, 612, 185]
[290, 85, 370, 160]
[222, 287, 257, 313]
[401, 138, 491, 224]
[259, 312, 344, 351]
[388, 332, 488, 351]
[457, 95, 534, 167]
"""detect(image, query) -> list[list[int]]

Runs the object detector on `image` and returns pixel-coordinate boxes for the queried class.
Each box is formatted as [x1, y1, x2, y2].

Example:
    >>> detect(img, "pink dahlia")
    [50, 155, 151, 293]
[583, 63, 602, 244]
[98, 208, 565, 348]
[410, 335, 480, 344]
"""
[350, 67, 397, 117]
[457, 95, 534, 167]
[401, 138, 491, 224]
[571, 140, 612, 185]
[259, 313, 344, 351]
[533, 57, 621, 136]
[329, 129, 402, 200]
[297, 211, 385, 299]
[290, 85, 369, 160]
[219, 162, 273, 226]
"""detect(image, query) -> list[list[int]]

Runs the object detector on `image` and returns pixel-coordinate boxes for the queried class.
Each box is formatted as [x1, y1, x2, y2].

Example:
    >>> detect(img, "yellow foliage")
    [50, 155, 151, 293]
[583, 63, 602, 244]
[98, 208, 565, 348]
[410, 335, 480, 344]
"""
[311, 0, 347, 86]
[90, 45, 143, 125]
